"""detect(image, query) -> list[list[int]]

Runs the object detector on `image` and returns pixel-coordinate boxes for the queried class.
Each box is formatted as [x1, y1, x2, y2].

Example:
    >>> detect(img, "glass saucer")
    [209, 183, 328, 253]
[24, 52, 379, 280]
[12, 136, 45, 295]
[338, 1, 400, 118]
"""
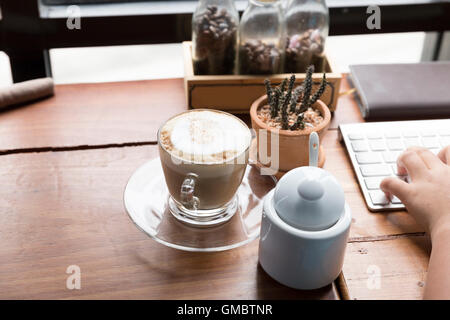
[124, 158, 277, 252]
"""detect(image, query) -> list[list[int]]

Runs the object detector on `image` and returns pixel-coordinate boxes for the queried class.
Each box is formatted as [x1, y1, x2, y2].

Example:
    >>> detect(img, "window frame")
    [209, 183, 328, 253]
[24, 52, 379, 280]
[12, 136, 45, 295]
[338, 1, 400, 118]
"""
[1, 0, 449, 82]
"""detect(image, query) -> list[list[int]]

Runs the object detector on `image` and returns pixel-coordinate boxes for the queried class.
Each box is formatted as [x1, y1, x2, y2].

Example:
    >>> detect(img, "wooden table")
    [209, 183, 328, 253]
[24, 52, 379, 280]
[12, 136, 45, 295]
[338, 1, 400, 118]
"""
[0, 76, 429, 300]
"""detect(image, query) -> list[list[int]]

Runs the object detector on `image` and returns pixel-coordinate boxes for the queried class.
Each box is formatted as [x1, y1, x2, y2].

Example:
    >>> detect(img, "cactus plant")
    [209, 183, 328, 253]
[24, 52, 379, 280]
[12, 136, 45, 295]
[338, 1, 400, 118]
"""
[297, 65, 314, 115]
[262, 65, 328, 131]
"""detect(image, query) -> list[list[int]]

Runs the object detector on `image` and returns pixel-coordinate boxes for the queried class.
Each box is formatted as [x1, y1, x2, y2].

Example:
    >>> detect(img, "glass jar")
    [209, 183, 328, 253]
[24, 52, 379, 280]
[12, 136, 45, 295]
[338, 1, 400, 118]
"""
[192, 0, 239, 75]
[284, 0, 329, 73]
[238, 0, 285, 75]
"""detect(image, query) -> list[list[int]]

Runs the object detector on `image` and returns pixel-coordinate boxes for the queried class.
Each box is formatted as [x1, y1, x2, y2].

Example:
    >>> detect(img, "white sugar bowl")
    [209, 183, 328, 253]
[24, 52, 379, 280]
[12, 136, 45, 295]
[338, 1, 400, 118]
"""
[258, 165, 352, 290]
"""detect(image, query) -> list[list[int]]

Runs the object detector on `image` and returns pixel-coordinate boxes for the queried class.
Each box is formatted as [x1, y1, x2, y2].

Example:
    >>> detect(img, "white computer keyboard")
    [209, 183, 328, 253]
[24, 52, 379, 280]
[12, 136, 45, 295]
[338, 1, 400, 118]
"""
[339, 119, 450, 212]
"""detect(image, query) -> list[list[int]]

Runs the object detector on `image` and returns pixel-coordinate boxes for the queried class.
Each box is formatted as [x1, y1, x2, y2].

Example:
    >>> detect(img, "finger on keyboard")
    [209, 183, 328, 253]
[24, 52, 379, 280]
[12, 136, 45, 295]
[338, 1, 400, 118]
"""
[364, 177, 385, 190]
[391, 196, 402, 204]
[396, 163, 408, 176]
[429, 149, 440, 155]
[340, 120, 450, 212]
[391, 164, 407, 176]
[369, 191, 390, 205]
[382, 151, 401, 163]
[437, 146, 450, 164]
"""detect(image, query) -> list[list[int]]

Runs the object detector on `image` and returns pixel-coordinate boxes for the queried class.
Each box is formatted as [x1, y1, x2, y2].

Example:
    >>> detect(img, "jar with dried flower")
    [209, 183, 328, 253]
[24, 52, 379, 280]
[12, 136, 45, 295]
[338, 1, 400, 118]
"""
[284, 0, 328, 73]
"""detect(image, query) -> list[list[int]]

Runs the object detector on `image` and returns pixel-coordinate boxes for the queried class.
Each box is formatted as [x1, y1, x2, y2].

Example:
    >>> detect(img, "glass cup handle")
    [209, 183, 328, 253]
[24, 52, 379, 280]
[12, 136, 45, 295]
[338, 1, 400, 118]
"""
[180, 173, 199, 210]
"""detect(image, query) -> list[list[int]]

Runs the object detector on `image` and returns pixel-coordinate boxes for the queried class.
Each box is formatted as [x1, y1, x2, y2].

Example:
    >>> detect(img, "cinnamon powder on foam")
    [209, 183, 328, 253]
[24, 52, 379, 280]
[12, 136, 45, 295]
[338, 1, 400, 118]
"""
[159, 112, 249, 163]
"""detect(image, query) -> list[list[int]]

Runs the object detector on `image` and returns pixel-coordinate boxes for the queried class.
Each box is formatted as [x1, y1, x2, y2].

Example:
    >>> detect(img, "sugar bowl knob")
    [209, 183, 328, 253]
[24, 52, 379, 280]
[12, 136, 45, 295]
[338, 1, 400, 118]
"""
[297, 179, 324, 201]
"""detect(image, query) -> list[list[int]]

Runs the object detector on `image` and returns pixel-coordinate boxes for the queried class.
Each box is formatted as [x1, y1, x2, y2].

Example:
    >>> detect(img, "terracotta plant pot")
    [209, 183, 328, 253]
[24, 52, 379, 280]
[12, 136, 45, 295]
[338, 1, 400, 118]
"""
[250, 95, 331, 173]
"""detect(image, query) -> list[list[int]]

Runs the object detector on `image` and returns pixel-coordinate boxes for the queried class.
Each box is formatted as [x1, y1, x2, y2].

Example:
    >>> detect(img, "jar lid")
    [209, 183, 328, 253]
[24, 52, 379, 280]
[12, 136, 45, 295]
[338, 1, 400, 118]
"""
[273, 166, 345, 231]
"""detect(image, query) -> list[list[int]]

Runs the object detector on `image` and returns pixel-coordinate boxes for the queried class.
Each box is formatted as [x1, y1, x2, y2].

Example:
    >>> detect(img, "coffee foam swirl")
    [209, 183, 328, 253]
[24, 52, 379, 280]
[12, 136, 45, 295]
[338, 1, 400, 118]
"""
[160, 110, 251, 163]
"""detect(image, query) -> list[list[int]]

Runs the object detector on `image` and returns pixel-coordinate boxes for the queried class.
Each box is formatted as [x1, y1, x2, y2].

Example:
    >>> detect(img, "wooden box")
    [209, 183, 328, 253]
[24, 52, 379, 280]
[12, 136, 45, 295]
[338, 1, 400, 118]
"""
[183, 41, 342, 113]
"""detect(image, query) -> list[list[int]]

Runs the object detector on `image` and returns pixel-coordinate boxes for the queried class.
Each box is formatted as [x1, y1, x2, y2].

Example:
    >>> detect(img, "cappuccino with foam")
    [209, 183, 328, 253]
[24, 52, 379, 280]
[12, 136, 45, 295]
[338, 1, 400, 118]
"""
[160, 110, 251, 164]
[158, 110, 251, 220]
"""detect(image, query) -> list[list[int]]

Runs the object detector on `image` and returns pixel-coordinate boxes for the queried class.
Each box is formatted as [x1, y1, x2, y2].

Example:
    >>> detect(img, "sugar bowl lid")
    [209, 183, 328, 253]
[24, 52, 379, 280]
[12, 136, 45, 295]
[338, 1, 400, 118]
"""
[273, 166, 345, 231]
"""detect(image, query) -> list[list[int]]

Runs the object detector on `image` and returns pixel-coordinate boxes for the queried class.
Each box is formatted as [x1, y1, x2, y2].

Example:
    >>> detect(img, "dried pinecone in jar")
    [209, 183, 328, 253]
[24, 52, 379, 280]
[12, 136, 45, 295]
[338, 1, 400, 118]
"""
[239, 40, 282, 75]
[285, 29, 325, 73]
[192, 5, 238, 75]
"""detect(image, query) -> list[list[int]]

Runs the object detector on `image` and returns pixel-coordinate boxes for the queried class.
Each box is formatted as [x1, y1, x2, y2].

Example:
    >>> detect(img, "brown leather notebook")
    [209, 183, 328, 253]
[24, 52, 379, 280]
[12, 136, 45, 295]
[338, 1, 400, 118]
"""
[349, 62, 450, 120]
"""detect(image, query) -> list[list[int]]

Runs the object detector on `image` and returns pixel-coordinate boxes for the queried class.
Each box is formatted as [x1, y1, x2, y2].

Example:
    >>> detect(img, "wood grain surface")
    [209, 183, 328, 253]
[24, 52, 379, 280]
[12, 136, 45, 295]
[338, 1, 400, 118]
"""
[0, 76, 356, 153]
[330, 78, 364, 129]
[0, 147, 337, 300]
[342, 235, 431, 300]
[0, 79, 185, 151]
[0, 75, 432, 300]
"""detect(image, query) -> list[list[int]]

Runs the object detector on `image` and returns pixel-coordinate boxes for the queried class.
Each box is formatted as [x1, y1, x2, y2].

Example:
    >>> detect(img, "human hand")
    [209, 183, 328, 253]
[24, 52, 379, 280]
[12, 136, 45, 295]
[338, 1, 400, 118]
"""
[380, 146, 450, 239]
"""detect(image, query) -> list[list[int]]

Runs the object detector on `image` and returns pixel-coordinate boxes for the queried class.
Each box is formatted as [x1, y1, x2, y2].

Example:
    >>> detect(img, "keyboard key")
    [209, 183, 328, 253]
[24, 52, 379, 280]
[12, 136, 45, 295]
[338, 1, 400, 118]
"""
[403, 130, 418, 138]
[438, 128, 450, 136]
[391, 164, 406, 176]
[360, 164, 391, 177]
[387, 139, 404, 151]
[429, 149, 440, 155]
[391, 196, 402, 204]
[420, 129, 436, 137]
[369, 191, 389, 205]
[351, 141, 369, 152]
[364, 177, 385, 190]
[440, 137, 450, 147]
[421, 137, 439, 149]
[348, 133, 365, 140]
[382, 151, 401, 163]
[340, 120, 450, 211]
[367, 131, 383, 139]
[385, 130, 401, 138]
[369, 140, 386, 151]
[404, 137, 420, 148]
[356, 152, 382, 164]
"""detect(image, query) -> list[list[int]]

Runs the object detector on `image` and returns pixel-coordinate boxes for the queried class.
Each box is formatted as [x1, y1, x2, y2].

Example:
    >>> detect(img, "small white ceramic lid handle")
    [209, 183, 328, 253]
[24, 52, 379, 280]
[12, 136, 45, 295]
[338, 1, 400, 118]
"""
[309, 132, 319, 167]
[297, 179, 324, 201]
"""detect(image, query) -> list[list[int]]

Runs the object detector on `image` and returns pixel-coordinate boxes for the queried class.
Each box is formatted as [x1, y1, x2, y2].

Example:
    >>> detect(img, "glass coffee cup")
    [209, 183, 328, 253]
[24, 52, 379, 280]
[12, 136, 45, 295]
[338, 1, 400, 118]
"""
[158, 109, 252, 227]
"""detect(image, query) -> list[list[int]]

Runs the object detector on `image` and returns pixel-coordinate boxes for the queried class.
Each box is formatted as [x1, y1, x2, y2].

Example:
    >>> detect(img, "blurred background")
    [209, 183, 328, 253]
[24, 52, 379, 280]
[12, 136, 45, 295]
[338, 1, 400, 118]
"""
[0, 0, 448, 86]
